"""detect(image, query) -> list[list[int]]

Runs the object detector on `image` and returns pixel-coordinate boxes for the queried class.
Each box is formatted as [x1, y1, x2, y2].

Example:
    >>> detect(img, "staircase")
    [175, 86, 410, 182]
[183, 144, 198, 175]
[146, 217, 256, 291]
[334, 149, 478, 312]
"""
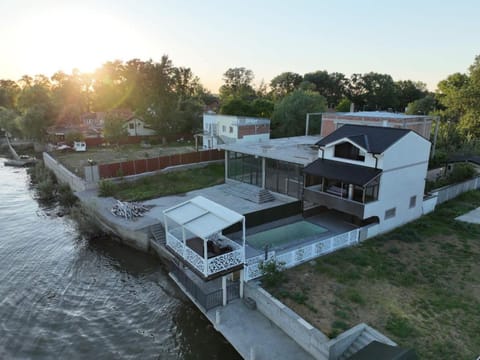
[224, 181, 275, 204]
[339, 328, 380, 360]
[150, 223, 166, 245]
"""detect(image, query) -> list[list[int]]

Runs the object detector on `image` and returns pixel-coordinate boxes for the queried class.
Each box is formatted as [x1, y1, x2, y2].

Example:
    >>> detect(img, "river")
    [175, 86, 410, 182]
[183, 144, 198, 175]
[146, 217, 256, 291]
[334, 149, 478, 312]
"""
[0, 158, 241, 359]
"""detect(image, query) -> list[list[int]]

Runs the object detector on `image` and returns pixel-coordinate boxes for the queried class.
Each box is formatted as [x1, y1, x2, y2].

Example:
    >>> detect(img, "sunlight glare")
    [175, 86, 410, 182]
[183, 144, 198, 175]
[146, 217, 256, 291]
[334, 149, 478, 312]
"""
[16, 7, 144, 76]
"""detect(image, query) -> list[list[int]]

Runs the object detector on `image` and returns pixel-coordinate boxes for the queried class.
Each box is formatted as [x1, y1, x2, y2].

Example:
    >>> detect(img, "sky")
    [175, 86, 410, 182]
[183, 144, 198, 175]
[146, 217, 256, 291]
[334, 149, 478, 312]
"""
[1, 0, 479, 92]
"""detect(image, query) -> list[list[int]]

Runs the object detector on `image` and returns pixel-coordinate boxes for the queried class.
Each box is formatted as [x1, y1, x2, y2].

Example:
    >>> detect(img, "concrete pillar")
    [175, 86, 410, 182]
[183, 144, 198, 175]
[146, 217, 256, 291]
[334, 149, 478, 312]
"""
[239, 269, 244, 298]
[348, 184, 354, 200]
[204, 239, 208, 277]
[261, 157, 266, 189]
[222, 276, 227, 306]
[224, 151, 228, 180]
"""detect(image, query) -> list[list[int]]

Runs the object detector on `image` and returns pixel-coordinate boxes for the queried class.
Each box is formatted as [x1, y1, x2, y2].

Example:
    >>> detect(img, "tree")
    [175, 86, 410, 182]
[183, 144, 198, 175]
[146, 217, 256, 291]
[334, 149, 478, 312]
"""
[395, 80, 428, 112]
[16, 83, 54, 140]
[347, 72, 397, 111]
[271, 90, 327, 137]
[269, 72, 303, 99]
[103, 112, 128, 145]
[406, 95, 436, 115]
[303, 71, 348, 107]
[251, 98, 274, 118]
[219, 67, 255, 100]
[436, 55, 480, 138]
[336, 98, 351, 112]
[220, 98, 253, 116]
[0, 107, 20, 136]
[0, 80, 20, 109]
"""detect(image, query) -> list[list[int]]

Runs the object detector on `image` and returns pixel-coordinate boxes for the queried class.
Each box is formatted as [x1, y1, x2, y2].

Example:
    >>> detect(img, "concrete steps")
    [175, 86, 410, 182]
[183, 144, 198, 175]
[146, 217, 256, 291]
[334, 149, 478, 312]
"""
[224, 181, 275, 204]
[339, 329, 377, 359]
[150, 223, 166, 245]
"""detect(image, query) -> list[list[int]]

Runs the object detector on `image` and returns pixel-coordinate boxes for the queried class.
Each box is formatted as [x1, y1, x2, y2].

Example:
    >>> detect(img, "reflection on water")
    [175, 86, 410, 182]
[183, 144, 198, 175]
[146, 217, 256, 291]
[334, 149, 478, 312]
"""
[0, 159, 241, 359]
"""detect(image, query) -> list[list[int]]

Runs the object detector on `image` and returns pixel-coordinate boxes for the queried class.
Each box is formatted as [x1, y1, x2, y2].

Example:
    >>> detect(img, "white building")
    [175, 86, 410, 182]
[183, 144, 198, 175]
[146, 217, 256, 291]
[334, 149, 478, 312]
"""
[124, 117, 156, 137]
[303, 124, 431, 234]
[197, 113, 270, 150]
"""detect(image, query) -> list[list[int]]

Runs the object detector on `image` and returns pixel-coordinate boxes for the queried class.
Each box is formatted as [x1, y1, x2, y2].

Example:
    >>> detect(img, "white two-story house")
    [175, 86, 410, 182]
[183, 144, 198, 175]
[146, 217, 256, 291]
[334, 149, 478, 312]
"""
[197, 113, 270, 150]
[303, 124, 431, 234]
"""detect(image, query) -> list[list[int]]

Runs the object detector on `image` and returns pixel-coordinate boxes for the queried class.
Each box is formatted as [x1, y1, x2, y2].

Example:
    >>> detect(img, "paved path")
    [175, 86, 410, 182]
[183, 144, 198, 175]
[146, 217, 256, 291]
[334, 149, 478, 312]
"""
[455, 207, 480, 224]
[207, 300, 315, 360]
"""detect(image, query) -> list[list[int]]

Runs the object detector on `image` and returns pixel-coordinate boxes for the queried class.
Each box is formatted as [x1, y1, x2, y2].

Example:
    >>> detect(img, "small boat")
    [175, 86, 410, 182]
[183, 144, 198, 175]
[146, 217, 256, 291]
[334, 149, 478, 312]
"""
[4, 156, 37, 167]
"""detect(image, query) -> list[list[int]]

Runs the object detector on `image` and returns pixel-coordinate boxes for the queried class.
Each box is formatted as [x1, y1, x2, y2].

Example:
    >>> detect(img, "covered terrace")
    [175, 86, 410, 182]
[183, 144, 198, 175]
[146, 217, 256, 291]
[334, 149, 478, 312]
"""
[163, 196, 246, 281]
[303, 158, 381, 219]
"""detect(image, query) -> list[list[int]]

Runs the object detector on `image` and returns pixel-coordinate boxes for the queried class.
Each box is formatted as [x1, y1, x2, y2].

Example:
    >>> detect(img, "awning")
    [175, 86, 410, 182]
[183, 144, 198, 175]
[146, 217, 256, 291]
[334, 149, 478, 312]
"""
[163, 196, 244, 239]
[304, 158, 382, 186]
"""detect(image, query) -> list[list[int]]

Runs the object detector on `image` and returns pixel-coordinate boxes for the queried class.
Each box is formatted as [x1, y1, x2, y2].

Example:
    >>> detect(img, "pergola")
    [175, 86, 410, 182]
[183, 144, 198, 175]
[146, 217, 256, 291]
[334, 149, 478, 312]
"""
[164, 196, 246, 296]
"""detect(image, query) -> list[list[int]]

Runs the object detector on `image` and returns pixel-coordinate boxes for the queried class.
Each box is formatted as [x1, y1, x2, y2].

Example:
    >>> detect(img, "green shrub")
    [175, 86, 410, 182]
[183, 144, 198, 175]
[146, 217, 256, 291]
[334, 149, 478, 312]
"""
[58, 183, 77, 207]
[259, 258, 286, 288]
[98, 180, 115, 197]
[386, 314, 417, 338]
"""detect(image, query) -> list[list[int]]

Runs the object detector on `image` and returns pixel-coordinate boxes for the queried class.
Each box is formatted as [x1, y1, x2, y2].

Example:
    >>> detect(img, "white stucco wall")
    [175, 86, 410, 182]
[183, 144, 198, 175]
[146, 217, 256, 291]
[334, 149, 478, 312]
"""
[364, 132, 431, 233]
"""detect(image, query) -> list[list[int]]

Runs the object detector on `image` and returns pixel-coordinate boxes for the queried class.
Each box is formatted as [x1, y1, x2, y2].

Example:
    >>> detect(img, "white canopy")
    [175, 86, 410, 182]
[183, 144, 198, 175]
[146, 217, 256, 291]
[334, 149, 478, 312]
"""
[163, 196, 244, 239]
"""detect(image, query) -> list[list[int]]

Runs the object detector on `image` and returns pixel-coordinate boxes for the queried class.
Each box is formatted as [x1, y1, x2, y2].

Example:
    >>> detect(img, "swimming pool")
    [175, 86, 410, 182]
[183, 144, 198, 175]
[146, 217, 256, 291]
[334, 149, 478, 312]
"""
[247, 220, 328, 249]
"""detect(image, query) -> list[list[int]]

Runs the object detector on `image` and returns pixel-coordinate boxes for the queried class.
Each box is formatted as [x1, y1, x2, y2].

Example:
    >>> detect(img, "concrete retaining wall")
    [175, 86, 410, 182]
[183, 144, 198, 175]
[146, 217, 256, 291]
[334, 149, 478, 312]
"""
[422, 195, 438, 214]
[78, 196, 150, 252]
[43, 152, 97, 192]
[244, 283, 329, 359]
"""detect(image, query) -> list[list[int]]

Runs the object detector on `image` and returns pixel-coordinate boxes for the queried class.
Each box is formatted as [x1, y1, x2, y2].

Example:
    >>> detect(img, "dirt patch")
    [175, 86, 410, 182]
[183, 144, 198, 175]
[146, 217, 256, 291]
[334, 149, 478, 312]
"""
[52, 144, 195, 175]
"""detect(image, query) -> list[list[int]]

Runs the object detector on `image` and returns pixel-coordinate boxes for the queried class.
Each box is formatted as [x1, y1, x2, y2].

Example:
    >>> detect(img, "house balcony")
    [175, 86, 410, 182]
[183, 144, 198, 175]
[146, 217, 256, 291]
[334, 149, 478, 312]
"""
[304, 185, 368, 219]
[166, 230, 244, 279]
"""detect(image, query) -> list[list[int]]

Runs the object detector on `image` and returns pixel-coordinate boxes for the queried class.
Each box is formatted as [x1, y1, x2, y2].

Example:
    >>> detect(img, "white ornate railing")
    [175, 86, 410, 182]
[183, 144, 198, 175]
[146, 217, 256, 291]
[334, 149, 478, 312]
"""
[244, 228, 361, 281]
[166, 232, 245, 276]
[207, 249, 243, 275]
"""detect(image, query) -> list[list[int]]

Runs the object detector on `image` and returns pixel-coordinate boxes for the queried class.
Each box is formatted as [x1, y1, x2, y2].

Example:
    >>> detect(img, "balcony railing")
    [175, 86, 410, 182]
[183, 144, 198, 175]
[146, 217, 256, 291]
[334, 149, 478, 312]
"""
[304, 187, 366, 219]
[166, 232, 244, 277]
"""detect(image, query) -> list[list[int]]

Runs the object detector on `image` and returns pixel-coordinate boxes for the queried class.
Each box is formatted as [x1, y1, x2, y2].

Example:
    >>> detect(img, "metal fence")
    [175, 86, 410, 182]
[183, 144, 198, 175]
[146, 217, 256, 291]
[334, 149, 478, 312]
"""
[98, 149, 224, 179]
[433, 176, 480, 204]
[170, 262, 240, 310]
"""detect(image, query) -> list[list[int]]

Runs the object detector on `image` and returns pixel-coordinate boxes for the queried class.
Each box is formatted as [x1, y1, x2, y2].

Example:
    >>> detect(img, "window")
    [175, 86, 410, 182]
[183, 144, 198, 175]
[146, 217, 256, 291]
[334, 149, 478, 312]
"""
[129, 123, 134, 129]
[229, 126, 233, 133]
[334, 142, 365, 161]
[385, 208, 396, 220]
[409, 196, 416, 208]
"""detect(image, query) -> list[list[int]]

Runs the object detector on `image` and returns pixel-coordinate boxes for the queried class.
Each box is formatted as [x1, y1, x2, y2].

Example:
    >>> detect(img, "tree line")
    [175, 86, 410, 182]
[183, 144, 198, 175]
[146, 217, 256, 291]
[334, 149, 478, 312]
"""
[1, 54, 479, 155]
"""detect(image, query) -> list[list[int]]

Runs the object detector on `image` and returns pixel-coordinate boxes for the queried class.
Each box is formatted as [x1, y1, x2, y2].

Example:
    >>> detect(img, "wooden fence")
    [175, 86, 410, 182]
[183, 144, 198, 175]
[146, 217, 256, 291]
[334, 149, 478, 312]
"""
[98, 149, 224, 179]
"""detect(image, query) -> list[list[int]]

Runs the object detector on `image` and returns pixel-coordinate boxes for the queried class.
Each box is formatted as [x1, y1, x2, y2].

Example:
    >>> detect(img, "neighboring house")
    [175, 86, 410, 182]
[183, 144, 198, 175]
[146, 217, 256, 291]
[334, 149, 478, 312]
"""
[321, 111, 434, 139]
[124, 117, 156, 136]
[196, 113, 270, 150]
[303, 125, 431, 234]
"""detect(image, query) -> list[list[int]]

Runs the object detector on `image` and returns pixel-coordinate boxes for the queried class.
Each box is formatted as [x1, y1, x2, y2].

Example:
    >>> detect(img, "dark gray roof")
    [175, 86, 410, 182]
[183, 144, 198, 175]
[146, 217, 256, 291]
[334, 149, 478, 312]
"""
[317, 125, 411, 154]
[304, 158, 382, 186]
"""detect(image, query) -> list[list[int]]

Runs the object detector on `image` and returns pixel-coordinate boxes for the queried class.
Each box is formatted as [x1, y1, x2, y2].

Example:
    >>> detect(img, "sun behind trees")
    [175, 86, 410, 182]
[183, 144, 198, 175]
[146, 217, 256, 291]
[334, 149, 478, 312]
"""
[1, 54, 480, 159]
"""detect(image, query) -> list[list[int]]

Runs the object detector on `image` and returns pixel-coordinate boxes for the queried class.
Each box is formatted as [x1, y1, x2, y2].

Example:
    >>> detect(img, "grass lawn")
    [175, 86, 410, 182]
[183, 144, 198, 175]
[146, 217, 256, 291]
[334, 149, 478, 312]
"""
[100, 163, 225, 201]
[269, 191, 480, 360]
[53, 143, 195, 175]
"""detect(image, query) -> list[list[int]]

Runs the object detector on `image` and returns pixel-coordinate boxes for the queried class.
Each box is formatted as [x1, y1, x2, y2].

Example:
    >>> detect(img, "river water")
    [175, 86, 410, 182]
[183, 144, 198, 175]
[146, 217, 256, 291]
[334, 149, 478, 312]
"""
[0, 158, 241, 359]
